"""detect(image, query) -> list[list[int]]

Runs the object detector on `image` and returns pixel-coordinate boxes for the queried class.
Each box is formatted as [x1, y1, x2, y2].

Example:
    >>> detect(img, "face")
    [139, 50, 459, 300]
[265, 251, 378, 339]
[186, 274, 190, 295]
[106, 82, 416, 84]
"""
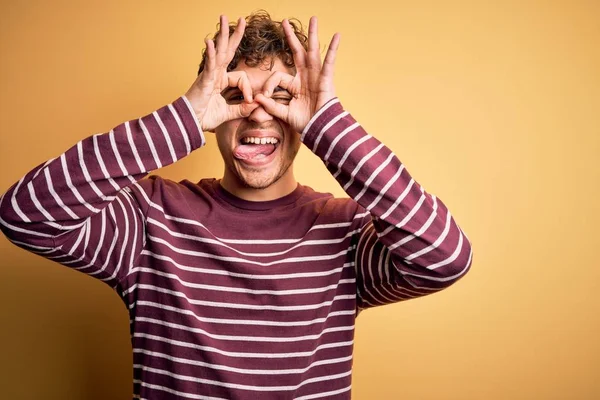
[214, 57, 301, 191]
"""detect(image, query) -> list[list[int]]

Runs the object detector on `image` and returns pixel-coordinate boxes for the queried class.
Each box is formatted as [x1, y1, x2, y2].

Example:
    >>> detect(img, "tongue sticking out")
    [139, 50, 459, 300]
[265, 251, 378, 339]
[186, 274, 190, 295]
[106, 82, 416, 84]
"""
[234, 144, 277, 160]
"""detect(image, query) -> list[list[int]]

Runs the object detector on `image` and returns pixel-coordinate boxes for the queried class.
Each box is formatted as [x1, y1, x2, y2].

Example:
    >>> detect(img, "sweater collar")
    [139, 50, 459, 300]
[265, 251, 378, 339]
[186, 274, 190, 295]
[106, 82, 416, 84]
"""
[211, 179, 305, 211]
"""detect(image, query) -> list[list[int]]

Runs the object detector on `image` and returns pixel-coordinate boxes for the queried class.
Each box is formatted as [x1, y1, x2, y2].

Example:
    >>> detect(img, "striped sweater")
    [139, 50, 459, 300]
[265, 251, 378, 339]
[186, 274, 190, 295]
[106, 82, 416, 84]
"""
[0, 96, 473, 399]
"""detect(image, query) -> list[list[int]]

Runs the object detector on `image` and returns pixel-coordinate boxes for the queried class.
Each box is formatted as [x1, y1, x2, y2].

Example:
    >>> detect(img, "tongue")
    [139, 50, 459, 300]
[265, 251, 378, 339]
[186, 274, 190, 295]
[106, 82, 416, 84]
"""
[234, 144, 276, 160]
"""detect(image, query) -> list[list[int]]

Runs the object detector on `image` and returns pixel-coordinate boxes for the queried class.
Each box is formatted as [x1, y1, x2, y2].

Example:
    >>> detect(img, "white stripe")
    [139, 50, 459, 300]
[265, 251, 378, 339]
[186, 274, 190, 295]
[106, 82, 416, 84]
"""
[86, 217, 119, 279]
[0, 214, 54, 238]
[48, 219, 88, 233]
[9, 176, 31, 222]
[122, 192, 141, 279]
[301, 98, 339, 141]
[342, 143, 385, 191]
[365, 164, 405, 211]
[133, 315, 353, 342]
[388, 195, 439, 251]
[92, 134, 121, 191]
[66, 227, 86, 255]
[133, 365, 351, 393]
[9, 158, 54, 223]
[131, 181, 366, 244]
[323, 122, 360, 161]
[295, 386, 352, 400]
[398, 242, 472, 286]
[357, 225, 387, 306]
[379, 178, 420, 221]
[368, 229, 397, 303]
[71, 210, 107, 269]
[6, 239, 54, 251]
[133, 332, 353, 358]
[105, 196, 130, 281]
[139, 118, 162, 169]
[77, 141, 115, 201]
[57, 220, 92, 265]
[108, 130, 136, 184]
[60, 154, 101, 213]
[125, 121, 146, 172]
[311, 111, 349, 152]
[133, 380, 225, 400]
[401, 201, 449, 262]
[130, 266, 354, 296]
[148, 216, 358, 257]
[134, 300, 355, 328]
[354, 151, 395, 201]
[147, 234, 354, 266]
[423, 227, 466, 271]
[134, 250, 353, 282]
[332, 135, 372, 179]
[134, 348, 352, 375]
[129, 285, 354, 311]
[376, 239, 403, 301]
[181, 95, 205, 146]
[152, 111, 178, 163]
[168, 104, 191, 155]
[26, 180, 55, 221]
[42, 167, 79, 219]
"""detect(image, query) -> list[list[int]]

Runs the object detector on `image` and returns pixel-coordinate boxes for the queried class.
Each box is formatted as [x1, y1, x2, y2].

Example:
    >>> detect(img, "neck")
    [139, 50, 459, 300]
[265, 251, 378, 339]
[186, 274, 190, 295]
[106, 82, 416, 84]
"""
[220, 168, 298, 202]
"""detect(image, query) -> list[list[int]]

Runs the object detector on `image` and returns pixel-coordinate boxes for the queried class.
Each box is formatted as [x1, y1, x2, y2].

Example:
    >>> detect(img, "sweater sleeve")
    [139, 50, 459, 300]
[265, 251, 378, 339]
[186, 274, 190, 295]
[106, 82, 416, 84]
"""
[301, 98, 473, 311]
[0, 96, 204, 289]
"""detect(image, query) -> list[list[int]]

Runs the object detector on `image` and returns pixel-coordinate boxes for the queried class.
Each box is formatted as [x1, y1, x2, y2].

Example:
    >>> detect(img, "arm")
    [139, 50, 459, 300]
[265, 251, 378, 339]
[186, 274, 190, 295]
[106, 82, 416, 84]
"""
[0, 16, 257, 289]
[0, 97, 204, 288]
[301, 98, 473, 310]
[254, 17, 473, 311]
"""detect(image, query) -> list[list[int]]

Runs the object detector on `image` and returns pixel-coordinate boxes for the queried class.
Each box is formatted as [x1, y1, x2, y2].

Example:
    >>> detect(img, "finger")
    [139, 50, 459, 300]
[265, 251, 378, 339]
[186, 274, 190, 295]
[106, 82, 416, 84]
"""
[254, 94, 289, 120]
[201, 38, 216, 79]
[230, 102, 260, 119]
[321, 33, 340, 79]
[227, 71, 253, 103]
[227, 17, 246, 61]
[282, 19, 306, 68]
[215, 15, 229, 57]
[262, 71, 296, 97]
[307, 16, 321, 69]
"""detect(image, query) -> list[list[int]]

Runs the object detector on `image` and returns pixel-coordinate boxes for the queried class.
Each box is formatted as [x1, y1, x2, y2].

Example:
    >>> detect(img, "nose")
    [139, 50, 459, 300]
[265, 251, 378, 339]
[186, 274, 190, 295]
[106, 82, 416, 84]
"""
[247, 105, 274, 124]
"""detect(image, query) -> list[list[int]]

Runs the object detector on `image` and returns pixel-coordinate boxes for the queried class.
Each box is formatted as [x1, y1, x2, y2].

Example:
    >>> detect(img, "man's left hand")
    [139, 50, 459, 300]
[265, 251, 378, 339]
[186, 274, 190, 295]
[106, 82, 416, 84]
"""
[254, 16, 341, 133]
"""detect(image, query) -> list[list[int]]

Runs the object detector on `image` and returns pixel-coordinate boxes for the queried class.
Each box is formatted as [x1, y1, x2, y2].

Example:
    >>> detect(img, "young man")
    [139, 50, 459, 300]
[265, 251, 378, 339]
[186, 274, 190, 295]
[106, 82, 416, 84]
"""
[0, 11, 473, 400]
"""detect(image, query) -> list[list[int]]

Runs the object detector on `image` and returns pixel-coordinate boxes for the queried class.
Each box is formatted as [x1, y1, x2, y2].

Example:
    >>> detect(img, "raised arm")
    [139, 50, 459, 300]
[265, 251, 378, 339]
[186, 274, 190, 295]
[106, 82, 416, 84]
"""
[0, 15, 259, 289]
[255, 16, 473, 311]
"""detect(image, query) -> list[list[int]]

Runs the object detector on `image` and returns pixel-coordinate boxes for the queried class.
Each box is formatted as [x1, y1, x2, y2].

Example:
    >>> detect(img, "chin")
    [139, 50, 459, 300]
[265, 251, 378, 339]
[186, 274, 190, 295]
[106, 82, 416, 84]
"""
[235, 157, 294, 190]
[238, 168, 283, 190]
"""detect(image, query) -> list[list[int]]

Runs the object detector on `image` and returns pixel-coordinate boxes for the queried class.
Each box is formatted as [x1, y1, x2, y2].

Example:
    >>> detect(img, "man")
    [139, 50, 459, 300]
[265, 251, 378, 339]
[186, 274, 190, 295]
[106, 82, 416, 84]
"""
[0, 11, 473, 400]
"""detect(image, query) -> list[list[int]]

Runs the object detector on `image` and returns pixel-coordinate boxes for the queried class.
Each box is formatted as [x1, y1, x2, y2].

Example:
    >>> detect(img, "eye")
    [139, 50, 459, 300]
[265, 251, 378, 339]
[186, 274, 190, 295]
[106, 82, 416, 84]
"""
[273, 95, 292, 104]
[225, 94, 245, 104]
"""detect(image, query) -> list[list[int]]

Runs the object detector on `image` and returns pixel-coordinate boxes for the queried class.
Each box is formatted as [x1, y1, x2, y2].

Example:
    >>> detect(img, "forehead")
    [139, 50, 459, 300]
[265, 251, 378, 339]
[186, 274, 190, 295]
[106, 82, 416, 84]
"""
[232, 57, 295, 89]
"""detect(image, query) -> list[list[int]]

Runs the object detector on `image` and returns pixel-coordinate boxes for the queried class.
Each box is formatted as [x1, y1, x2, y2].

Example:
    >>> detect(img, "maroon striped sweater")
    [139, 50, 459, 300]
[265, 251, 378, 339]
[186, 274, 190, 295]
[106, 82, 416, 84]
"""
[0, 96, 473, 399]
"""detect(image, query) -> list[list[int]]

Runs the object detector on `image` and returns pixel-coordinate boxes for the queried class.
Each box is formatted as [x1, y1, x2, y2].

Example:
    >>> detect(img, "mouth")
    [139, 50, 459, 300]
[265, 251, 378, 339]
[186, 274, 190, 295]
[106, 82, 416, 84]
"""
[233, 132, 281, 166]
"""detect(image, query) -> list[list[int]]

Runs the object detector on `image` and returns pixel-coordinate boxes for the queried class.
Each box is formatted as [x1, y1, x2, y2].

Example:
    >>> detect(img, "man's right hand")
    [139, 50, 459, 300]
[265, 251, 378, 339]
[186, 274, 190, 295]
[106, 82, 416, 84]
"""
[184, 15, 259, 132]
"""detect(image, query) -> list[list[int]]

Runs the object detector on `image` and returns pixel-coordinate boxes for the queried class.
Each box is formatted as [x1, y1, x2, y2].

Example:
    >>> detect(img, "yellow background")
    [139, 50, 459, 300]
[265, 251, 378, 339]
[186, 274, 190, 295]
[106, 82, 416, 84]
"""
[1, 1, 598, 399]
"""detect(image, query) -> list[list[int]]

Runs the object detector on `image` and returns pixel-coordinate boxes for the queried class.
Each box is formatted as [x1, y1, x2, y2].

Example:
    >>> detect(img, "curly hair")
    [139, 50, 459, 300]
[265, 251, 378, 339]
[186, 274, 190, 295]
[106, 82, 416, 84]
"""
[197, 10, 309, 75]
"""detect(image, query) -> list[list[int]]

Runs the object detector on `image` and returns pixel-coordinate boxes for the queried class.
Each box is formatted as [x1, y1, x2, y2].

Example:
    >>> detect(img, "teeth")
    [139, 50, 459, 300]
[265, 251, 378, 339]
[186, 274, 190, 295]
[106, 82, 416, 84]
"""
[241, 137, 279, 145]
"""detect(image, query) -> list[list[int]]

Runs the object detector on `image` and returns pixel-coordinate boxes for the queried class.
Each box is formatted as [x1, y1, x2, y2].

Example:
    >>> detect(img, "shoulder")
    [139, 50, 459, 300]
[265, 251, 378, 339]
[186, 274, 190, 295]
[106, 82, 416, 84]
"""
[299, 184, 366, 224]
[124, 175, 216, 212]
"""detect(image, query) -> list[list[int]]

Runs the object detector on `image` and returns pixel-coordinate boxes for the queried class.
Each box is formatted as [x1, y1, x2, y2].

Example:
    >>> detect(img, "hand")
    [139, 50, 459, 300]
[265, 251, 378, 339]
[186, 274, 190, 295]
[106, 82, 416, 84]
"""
[185, 15, 260, 132]
[254, 16, 341, 133]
